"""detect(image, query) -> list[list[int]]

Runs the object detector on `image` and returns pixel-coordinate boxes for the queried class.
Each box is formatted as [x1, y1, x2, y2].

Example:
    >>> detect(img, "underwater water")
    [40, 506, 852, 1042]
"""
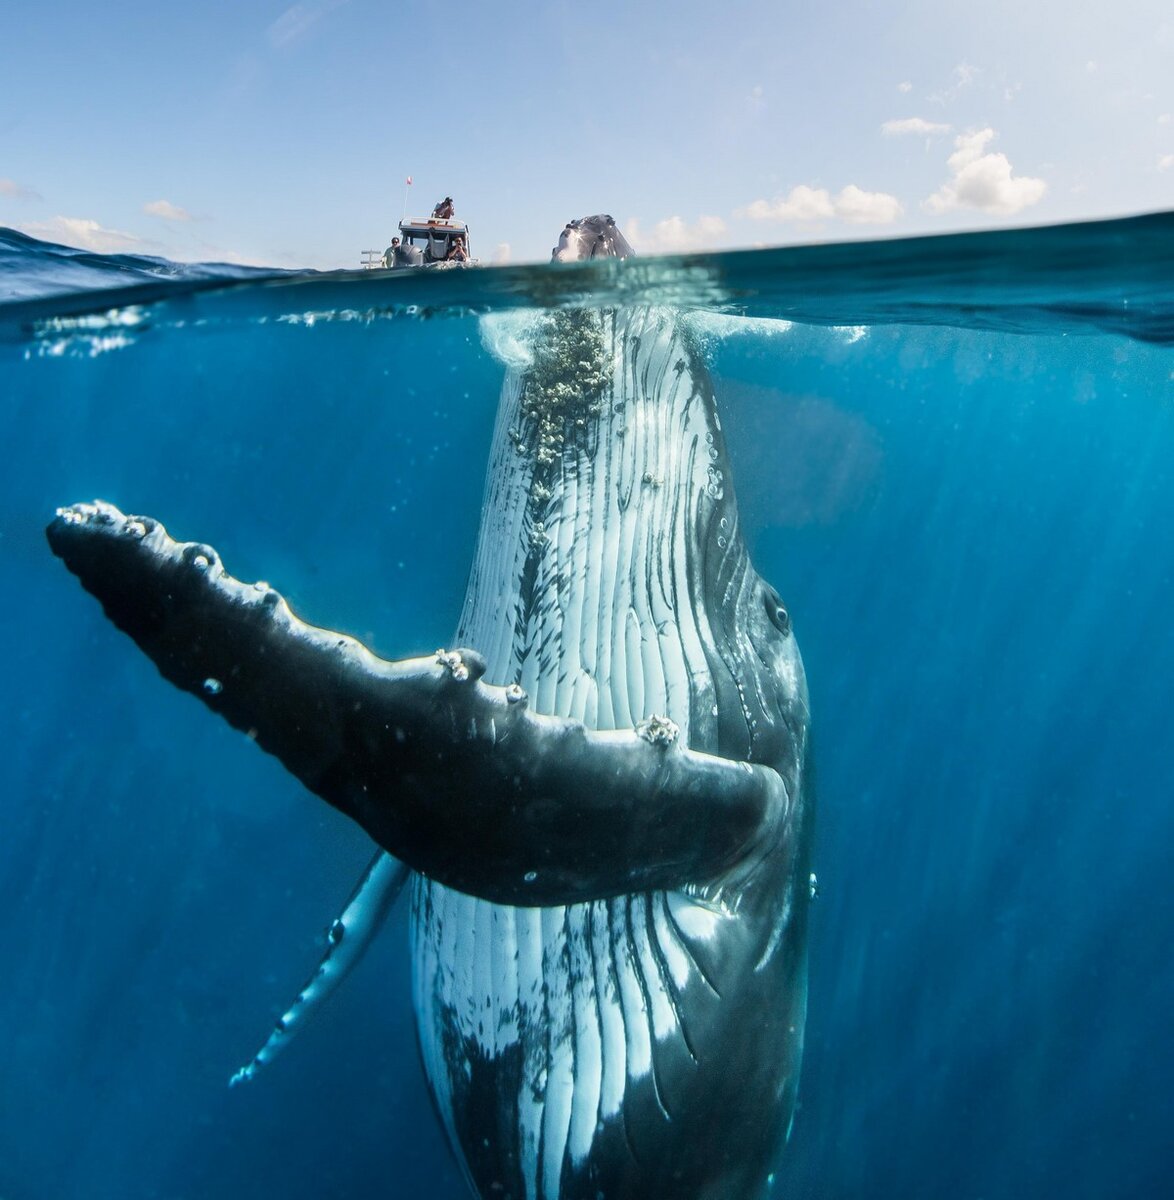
[1, 213, 1171, 1200]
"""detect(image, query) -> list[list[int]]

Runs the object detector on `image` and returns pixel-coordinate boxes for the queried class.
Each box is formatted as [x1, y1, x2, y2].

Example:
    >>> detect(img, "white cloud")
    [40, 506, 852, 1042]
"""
[188, 245, 270, 267]
[625, 214, 727, 254]
[737, 184, 902, 225]
[1159, 154, 1174, 172]
[739, 187, 834, 222]
[0, 178, 43, 201]
[898, 81, 913, 93]
[834, 185, 904, 224]
[18, 216, 146, 253]
[1159, 114, 1172, 126]
[929, 61, 979, 104]
[954, 62, 979, 88]
[143, 199, 193, 221]
[748, 84, 766, 113]
[881, 117, 951, 137]
[925, 128, 1046, 216]
[267, 0, 349, 48]
[492, 241, 512, 264]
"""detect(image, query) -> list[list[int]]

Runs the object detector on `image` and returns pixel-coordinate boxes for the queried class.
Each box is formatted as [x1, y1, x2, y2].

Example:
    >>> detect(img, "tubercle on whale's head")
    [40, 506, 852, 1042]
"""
[551, 214, 636, 262]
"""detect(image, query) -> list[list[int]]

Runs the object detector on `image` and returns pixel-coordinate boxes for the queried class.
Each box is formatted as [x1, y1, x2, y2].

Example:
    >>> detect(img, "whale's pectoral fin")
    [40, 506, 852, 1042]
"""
[230, 851, 408, 1087]
[48, 501, 790, 906]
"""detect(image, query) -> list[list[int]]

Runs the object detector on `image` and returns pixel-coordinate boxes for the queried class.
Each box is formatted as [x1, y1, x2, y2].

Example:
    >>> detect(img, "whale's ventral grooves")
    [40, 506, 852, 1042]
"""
[412, 220, 810, 1200]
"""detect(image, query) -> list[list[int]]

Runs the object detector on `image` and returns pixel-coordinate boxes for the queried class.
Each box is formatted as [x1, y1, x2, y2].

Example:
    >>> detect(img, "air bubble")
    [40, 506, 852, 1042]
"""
[203, 678, 223, 695]
[524, 870, 538, 883]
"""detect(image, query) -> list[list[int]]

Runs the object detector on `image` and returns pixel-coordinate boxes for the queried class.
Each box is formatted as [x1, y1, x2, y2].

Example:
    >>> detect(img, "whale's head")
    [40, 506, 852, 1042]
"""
[551, 214, 635, 262]
[464, 215, 810, 792]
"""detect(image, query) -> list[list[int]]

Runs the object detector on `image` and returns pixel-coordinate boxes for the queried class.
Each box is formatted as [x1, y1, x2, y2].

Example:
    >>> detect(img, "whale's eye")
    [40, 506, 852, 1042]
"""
[764, 587, 791, 636]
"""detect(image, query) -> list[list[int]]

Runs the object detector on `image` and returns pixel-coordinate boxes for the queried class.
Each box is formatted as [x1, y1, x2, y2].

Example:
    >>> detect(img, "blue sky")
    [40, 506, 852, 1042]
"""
[1, 0, 1171, 267]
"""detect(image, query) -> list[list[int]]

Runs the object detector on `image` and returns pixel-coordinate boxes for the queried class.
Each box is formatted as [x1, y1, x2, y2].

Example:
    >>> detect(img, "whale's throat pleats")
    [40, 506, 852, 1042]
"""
[413, 308, 750, 1200]
[458, 306, 733, 738]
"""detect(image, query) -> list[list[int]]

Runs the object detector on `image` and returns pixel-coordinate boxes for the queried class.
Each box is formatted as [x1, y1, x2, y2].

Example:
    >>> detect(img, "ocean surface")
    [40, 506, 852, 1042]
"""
[1, 214, 1171, 1200]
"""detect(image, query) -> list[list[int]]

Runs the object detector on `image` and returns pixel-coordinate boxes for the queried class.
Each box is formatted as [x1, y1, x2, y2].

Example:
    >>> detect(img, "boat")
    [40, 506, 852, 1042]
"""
[360, 217, 475, 270]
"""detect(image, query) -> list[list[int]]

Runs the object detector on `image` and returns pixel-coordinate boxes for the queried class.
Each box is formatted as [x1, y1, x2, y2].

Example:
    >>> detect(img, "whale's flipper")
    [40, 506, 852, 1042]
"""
[230, 851, 408, 1087]
[48, 501, 789, 906]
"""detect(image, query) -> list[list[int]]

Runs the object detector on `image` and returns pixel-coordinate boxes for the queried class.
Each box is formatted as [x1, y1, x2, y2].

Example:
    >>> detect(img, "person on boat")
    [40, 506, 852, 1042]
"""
[432, 197, 454, 220]
[446, 235, 468, 262]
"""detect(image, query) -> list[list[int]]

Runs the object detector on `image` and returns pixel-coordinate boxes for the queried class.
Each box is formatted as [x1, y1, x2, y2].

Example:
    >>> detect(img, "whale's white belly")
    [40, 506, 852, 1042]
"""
[411, 308, 727, 1199]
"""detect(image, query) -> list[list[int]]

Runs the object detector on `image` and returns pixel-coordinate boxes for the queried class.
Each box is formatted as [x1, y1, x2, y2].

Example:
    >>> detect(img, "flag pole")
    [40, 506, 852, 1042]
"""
[402, 175, 412, 221]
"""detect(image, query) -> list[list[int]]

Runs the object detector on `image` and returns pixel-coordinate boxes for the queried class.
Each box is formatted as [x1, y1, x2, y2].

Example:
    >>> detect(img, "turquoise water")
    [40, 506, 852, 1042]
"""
[1, 214, 1171, 1199]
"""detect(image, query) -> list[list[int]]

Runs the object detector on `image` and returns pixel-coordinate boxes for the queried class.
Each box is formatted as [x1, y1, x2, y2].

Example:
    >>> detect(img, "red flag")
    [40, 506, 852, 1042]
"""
[406, 176, 412, 185]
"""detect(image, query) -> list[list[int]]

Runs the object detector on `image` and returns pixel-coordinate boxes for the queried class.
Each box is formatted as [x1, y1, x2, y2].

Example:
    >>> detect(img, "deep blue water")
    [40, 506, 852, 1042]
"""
[1, 216, 1171, 1200]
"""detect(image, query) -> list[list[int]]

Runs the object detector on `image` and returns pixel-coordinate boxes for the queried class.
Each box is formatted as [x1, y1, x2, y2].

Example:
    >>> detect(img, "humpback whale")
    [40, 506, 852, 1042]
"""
[48, 216, 813, 1200]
